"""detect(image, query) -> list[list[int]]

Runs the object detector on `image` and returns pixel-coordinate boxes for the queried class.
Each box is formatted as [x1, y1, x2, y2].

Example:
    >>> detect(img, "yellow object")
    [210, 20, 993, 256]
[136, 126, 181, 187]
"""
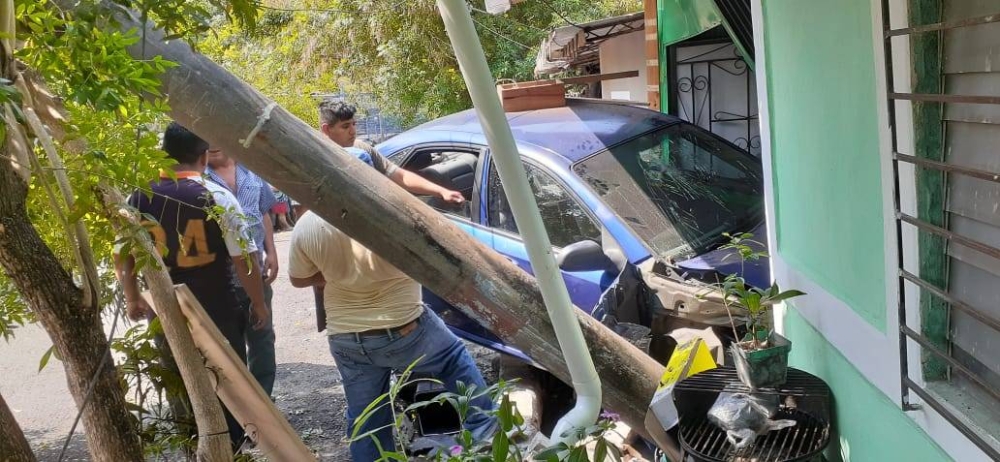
[646, 337, 720, 451]
[658, 337, 718, 390]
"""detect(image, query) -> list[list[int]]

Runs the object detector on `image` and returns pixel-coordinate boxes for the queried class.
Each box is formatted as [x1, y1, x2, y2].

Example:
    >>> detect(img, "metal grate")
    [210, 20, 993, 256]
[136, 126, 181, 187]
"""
[880, 1, 1000, 458]
[680, 408, 830, 462]
[676, 368, 831, 398]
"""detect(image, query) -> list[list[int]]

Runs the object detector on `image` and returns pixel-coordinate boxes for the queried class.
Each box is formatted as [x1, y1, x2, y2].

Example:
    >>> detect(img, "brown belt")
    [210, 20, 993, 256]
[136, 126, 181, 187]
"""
[353, 318, 419, 339]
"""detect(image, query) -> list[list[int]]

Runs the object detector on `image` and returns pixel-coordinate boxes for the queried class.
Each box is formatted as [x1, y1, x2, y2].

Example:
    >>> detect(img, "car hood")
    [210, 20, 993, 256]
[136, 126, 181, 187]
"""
[673, 223, 770, 289]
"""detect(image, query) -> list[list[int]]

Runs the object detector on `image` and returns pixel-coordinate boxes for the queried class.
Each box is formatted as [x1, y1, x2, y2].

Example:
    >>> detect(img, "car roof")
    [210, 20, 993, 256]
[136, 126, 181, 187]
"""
[379, 99, 683, 162]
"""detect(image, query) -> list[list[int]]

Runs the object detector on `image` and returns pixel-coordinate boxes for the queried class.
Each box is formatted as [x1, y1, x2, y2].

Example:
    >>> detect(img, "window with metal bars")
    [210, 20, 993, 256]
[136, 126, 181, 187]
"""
[882, 0, 1000, 458]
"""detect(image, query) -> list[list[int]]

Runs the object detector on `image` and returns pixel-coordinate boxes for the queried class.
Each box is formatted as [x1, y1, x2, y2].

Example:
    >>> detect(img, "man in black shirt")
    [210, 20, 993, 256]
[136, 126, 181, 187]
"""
[114, 122, 268, 447]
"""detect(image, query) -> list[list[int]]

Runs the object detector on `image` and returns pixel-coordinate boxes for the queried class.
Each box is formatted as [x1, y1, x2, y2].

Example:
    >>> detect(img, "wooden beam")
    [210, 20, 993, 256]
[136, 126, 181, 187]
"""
[165, 287, 316, 461]
[559, 70, 639, 85]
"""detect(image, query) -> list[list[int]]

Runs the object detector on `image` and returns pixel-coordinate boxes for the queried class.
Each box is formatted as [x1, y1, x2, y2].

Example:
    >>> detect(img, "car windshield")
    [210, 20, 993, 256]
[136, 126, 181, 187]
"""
[573, 124, 763, 260]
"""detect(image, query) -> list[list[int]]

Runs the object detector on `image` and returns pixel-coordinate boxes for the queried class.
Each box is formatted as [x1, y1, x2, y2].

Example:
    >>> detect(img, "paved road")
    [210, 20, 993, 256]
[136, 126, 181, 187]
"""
[0, 230, 498, 460]
[0, 309, 92, 460]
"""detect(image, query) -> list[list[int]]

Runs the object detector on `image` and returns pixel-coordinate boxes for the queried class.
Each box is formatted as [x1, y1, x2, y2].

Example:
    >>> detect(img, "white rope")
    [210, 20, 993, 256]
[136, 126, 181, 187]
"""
[241, 102, 278, 148]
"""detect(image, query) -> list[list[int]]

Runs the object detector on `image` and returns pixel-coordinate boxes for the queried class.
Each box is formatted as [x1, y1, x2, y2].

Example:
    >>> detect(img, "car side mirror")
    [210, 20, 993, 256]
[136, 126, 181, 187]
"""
[557, 240, 616, 272]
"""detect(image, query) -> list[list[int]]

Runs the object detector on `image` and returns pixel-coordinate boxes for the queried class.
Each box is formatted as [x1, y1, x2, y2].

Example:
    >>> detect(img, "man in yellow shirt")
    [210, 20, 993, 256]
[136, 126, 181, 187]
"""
[288, 212, 496, 461]
[307, 99, 465, 333]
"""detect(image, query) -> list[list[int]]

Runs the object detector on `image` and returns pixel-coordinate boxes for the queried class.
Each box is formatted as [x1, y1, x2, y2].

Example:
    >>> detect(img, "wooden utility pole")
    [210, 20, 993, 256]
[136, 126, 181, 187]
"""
[109, 6, 664, 433]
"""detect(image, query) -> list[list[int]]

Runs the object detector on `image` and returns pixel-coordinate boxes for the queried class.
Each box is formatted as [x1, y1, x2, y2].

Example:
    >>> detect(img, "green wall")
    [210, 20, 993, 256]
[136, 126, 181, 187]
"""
[785, 308, 951, 461]
[761, 0, 887, 331]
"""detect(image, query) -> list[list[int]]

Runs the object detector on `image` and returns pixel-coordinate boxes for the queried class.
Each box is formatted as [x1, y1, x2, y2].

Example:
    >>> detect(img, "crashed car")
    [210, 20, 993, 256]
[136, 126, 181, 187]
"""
[379, 98, 767, 364]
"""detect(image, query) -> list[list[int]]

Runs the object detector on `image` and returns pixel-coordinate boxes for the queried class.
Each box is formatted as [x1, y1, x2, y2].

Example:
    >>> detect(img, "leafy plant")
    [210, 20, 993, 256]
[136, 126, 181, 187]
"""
[355, 358, 627, 461]
[2, 0, 262, 458]
[717, 232, 805, 350]
[533, 411, 624, 462]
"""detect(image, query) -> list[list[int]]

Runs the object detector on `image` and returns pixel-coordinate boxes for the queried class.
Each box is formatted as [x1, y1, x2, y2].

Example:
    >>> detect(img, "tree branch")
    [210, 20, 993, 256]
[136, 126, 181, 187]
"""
[19, 76, 100, 309]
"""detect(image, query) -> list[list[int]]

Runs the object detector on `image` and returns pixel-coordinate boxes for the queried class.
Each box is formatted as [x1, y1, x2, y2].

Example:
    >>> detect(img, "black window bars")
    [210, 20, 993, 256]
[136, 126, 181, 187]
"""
[880, 3, 1000, 459]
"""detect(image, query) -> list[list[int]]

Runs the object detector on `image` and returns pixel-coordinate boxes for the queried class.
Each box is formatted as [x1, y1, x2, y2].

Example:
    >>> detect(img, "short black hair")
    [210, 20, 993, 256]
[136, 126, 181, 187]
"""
[319, 99, 356, 125]
[162, 122, 208, 164]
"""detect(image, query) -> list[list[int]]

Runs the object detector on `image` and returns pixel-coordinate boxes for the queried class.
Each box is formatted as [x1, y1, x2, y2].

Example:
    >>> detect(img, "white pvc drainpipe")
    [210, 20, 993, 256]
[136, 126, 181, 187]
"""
[435, 0, 602, 445]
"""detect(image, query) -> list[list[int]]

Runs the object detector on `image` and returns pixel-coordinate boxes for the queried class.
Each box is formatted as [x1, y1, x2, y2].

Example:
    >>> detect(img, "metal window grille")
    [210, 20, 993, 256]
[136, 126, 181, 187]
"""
[881, 3, 1000, 459]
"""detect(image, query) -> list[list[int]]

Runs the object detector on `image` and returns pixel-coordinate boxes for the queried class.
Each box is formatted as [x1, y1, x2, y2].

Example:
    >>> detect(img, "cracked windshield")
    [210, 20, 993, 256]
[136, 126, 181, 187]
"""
[574, 124, 763, 260]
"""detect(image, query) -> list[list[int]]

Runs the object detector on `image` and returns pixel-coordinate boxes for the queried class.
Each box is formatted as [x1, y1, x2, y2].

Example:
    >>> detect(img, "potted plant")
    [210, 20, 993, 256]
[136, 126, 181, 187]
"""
[717, 233, 805, 389]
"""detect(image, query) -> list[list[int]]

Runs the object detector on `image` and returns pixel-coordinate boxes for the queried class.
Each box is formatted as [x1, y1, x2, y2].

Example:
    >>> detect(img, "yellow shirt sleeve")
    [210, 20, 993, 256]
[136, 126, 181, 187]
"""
[288, 213, 339, 279]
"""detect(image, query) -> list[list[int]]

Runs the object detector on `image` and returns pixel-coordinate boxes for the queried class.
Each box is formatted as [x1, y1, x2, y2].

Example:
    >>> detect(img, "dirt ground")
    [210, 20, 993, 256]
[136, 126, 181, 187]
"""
[0, 230, 500, 461]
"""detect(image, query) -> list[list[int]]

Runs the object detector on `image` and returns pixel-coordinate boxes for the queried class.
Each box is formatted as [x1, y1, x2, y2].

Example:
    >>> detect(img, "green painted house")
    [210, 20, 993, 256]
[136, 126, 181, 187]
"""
[718, 0, 1000, 460]
[526, 1, 999, 458]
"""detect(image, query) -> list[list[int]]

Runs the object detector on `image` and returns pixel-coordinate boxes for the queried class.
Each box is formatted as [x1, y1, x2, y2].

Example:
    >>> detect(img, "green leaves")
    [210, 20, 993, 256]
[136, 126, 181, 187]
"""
[718, 232, 806, 346]
[492, 429, 510, 461]
[198, 0, 641, 127]
[38, 344, 59, 372]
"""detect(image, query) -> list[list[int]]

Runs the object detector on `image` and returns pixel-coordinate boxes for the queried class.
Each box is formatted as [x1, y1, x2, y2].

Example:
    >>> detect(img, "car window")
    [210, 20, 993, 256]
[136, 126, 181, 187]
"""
[487, 161, 601, 248]
[401, 149, 479, 220]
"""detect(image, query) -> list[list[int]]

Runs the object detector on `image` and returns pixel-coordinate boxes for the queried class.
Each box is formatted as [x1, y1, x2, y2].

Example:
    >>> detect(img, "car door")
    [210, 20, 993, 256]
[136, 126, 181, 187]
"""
[387, 145, 532, 355]
[481, 157, 616, 316]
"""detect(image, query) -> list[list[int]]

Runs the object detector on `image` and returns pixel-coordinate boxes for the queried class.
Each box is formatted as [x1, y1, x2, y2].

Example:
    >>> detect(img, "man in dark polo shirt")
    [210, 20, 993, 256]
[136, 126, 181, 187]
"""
[114, 122, 269, 447]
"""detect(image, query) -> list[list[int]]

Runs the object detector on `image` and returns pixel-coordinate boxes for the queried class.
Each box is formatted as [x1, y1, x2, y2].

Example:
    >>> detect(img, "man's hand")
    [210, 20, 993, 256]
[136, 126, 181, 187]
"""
[440, 189, 464, 204]
[126, 297, 153, 321]
[233, 252, 270, 331]
[250, 302, 270, 331]
[263, 252, 279, 285]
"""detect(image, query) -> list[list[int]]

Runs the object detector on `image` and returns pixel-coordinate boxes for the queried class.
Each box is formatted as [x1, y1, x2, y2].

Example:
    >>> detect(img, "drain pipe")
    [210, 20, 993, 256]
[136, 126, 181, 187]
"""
[435, 0, 602, 445]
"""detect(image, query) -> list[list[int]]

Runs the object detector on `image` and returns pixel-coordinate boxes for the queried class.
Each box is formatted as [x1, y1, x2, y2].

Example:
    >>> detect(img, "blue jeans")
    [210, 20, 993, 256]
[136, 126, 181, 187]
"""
[237, 279, 277, 397]
[328, 309, 497, 462]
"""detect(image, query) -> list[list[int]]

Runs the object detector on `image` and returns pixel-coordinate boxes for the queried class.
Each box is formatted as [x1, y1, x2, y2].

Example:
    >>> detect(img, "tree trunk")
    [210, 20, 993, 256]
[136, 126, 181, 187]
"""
[111, 7, 663, 434]
[0, 391, 35, 462]
[100, 186, 233, 461]
[20, 65, 232, 460]
[0, 149, 143, 461]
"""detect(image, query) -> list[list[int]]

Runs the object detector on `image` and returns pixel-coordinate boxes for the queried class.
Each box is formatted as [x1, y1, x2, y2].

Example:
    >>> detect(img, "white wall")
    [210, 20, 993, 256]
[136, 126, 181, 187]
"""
[598, 31, 647, 102]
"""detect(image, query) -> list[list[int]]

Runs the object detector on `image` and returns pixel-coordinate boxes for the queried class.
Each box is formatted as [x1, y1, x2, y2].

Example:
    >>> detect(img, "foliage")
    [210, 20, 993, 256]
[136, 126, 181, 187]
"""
[111, 315, 202, 457]
[0, 277, 31, 341]
[199, 0, 642, 126]
[353, 357, 625, 462]
[2, 0, 261, 457]
[718, 232, 805, 349]
[533, 414, 624, 462]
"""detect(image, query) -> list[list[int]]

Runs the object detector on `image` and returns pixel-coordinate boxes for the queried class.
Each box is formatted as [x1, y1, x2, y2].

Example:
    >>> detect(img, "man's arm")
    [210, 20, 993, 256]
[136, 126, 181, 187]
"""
[262, 213, 278, 284]
[233, 252, 269, 330]
[252, 175, 279, 284]
[208, 183, 270, 330]
[363, 141, 464, 204]
[388, 168, 464, 204]
[287, 217, 332, 333]
[113, 252, 153, 321]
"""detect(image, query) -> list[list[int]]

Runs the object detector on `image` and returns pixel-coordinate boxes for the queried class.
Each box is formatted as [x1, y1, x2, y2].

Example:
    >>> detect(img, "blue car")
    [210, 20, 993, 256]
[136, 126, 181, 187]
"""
[379, 99, 767, 364]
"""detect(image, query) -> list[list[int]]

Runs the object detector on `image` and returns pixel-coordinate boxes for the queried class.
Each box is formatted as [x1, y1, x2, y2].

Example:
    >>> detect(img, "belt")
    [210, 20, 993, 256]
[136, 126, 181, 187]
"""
[353, 318, 419, 339]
